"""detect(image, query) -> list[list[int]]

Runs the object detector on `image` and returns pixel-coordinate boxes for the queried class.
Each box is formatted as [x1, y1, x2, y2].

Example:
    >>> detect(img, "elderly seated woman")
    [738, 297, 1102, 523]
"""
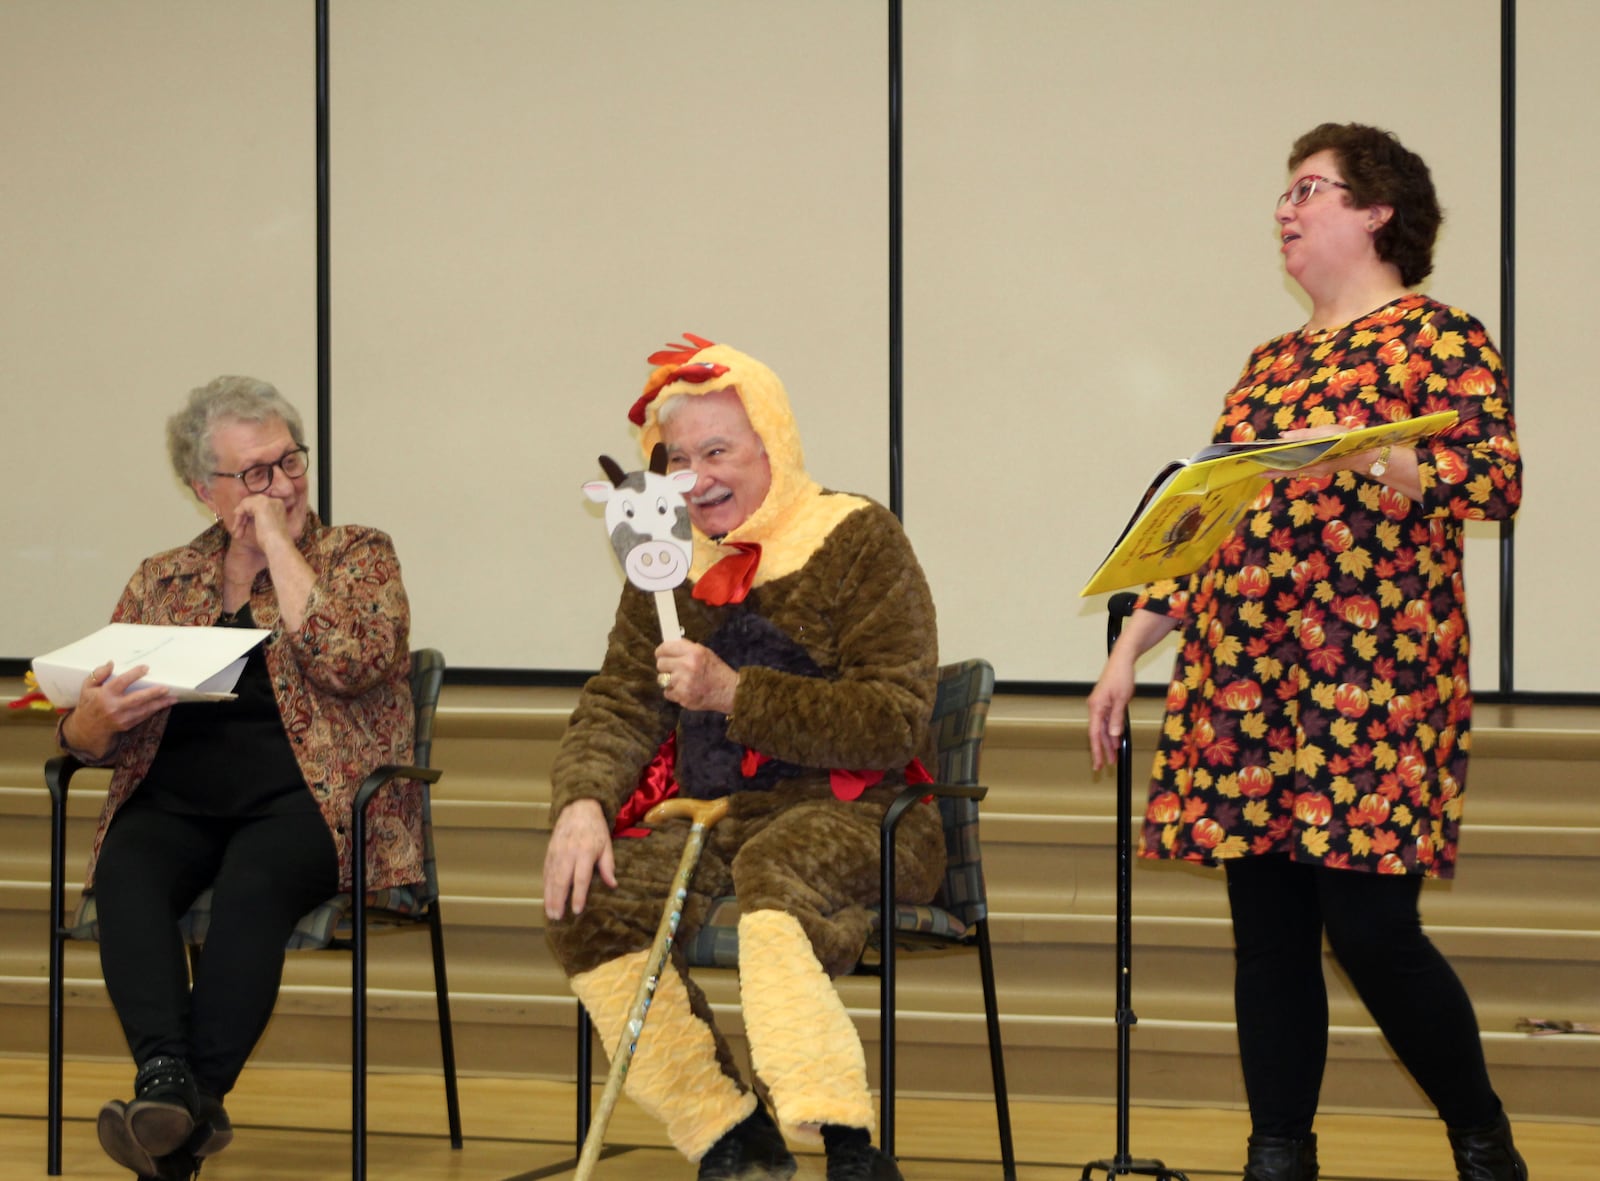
[55, 376, 421, 1181]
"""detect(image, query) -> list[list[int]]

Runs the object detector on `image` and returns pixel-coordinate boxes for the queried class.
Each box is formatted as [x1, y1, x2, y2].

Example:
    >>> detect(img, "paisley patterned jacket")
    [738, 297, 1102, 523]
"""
[59, 513, 422, 892]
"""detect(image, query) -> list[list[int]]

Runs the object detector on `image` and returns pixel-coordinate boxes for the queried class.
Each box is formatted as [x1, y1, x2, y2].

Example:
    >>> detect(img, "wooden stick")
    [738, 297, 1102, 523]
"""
[654, 588, 682, 640]
[573, 795, 731, 1180]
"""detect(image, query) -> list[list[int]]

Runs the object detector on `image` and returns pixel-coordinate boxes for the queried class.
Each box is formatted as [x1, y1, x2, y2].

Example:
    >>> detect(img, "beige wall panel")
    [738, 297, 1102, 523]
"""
[1510, 1, 1600, 692]
[327, 0, 887, 670]
[2, 1, 315, 659]
[902, 0, 1505, 685]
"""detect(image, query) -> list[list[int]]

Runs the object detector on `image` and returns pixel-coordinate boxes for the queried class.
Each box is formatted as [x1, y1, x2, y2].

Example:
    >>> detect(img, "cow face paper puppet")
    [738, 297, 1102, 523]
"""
[584, 443, 694, 640]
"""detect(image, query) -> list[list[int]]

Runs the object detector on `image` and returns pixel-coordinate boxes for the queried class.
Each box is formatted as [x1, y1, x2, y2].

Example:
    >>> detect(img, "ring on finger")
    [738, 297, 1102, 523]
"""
[657, 672, 672, 690]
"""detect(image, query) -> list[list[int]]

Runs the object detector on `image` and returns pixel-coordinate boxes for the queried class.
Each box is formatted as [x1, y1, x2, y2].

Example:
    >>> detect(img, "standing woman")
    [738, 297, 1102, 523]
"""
[1088, 124, 1525, 1181]
[56, 377, 420, 1180]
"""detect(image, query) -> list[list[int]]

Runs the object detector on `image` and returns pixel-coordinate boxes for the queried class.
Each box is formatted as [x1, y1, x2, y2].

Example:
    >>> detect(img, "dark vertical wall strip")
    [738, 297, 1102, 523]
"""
[1498, 0, 1516, 692]
[887, 0, 904, 520]
[315, 0, 333, 524]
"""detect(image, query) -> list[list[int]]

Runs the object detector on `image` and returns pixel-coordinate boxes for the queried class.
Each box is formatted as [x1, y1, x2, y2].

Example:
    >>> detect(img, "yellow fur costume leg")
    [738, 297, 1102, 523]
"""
[738, 908, 875, 1143]
[570, 948, 755, 1160]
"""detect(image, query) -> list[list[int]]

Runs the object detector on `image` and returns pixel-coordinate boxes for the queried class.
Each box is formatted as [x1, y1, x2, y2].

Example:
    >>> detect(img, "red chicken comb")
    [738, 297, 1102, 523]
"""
[628, 334, 729, 425]
[647, 333, 716, 366]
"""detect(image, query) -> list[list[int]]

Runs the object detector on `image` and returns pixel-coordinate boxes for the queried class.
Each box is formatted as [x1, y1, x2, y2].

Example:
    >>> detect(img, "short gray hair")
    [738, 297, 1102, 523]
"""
[166, 376, 306, 485]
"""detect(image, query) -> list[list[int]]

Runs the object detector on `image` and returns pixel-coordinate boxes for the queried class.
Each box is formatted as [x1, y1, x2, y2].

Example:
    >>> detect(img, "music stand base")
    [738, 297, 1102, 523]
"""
[1081, 1157, 1191, 1180]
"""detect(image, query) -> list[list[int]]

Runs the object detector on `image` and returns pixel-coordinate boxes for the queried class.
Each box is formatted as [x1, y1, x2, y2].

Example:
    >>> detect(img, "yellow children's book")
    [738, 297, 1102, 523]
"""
[1080, 411, 1457, 597]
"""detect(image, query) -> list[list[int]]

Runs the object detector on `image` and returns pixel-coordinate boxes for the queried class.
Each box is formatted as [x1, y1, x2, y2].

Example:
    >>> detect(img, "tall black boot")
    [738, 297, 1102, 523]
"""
[1448, 1112, 1528, 1181]
[1243, 1132, 1319, 1180]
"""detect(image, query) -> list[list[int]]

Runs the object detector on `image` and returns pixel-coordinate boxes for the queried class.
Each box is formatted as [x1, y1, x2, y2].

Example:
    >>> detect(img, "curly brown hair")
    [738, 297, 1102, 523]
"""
[1288, 122, 1442, 287]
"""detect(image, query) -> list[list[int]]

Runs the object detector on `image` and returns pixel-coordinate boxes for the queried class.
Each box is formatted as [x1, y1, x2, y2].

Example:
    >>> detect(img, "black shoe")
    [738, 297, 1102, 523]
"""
[1448, 1113, 1528, 1181]
[125, 1056, 200, 1158]
[822, 1125, 903, 1181]
[699, 1104, 797, 1180]
[1243, 1132, 1319, 1181]
[191, 1093, 233, 1158]
[98, 1099, 159, 1176]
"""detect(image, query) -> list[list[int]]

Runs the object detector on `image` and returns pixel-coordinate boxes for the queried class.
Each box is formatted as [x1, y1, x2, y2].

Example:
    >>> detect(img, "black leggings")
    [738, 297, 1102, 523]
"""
[1224, 856, 1502, 1137]
[93, 794, 338, 1099]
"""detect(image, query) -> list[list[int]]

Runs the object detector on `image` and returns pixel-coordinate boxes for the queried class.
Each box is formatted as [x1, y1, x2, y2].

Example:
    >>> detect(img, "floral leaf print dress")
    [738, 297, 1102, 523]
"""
[1134, 294, 1521, 878]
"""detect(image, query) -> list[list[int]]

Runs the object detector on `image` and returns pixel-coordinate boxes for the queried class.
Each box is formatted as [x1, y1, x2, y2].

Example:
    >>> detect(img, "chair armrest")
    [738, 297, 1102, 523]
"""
[352, 763, 442, 817]
[44, 754, 85, 813]
[881, 780, 986, 838]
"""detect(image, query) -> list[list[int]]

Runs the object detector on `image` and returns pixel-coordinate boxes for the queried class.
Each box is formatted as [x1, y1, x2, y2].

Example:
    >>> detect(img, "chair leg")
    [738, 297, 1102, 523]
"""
[47, 766, 70, 1176]
[975, 920, 1016, 1180]
[426, 905, 463, 1147]
[880, 923, 896, 1160]
[575, 1002, 593, 1153]
[353, 909, 366, 1181]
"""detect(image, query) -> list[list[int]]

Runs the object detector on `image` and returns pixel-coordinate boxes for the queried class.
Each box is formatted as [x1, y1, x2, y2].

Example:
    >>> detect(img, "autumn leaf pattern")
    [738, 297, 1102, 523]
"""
[1135, 295, 1521, 879]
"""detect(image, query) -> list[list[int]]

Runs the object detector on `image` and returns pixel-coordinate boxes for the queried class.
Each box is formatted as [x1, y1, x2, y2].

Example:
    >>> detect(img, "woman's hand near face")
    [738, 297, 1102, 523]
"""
[220, 493, 317, 632]
[226, 493, 294, 555]
[61, 661, 176, 759]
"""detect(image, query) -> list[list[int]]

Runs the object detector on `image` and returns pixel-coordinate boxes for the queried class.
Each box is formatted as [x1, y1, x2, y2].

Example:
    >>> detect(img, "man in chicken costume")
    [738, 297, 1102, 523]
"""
[543, 335, 946, 1181]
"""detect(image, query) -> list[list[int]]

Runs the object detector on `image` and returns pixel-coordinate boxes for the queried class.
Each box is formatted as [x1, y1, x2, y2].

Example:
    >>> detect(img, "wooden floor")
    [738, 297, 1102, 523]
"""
[4, 1058, 1596, 1180]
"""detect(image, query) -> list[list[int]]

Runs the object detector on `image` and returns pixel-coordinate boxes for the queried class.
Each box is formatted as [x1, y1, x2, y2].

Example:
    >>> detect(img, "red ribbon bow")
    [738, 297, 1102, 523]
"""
[692, 543, 761, 607]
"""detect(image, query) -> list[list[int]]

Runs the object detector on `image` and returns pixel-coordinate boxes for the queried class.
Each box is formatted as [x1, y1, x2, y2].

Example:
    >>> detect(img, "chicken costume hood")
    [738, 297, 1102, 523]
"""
[631, 334, 869, 587]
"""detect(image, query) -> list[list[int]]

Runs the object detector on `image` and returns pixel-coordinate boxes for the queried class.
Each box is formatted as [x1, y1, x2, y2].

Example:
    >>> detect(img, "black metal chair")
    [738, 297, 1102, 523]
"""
[574, 657, 1016, 1177]
[45, 647, 462, 1180]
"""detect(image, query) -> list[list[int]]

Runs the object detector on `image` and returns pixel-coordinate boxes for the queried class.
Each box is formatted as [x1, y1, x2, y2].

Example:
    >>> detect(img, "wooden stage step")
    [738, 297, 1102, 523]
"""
[2, 682, 1596, 1128]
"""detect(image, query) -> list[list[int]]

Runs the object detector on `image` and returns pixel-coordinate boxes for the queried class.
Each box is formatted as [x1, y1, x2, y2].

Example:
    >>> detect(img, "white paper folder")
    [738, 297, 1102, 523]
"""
[32, 623, 271, 707]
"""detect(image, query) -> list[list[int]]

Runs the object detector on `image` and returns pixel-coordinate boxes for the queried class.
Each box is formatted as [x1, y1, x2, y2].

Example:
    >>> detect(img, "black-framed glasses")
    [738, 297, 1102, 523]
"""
[1278, 174, 1351, 208]
[212, 445, 310, 493]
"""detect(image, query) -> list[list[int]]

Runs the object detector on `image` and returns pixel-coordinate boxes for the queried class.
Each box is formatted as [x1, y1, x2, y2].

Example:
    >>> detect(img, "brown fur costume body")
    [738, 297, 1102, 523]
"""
[546, 340, 945, 1159]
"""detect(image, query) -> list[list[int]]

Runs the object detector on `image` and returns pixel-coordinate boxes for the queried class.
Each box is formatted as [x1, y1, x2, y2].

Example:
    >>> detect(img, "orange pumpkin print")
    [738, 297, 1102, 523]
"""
[1217, 679, 1263, 711]
[1293, 792, 1334, 827]
[1321, 520, 1354, 553]
[1341, 596, 1380, 630]
[1237, 565, 1270, 599]
[1238, 765, 1274, 799]
[1132, 296, 1519, 880]
[1334, 683, 1369, 719]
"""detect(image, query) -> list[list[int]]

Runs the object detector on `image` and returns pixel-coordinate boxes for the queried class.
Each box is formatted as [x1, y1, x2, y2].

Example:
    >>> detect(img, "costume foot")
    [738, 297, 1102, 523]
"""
[823, 1125, 903, 1181]
[125, 1055, 199, 1157]
[698, 1104, 797, 1180]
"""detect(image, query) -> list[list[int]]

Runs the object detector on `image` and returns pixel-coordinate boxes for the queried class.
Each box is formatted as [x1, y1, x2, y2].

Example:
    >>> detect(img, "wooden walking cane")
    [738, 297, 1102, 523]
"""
[572, 795, 731, 1181]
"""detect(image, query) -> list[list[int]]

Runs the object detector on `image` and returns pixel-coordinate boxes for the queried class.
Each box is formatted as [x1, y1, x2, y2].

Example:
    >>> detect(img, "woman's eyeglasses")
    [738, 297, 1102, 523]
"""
[212, 445, 310, 493]
[1278, 175, 1350, 208]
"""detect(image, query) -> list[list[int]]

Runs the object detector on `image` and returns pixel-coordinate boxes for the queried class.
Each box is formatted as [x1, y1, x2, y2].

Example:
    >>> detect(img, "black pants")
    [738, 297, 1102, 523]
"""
[1225, 855, 1503, 1137]
[93, 793, 338, 1099]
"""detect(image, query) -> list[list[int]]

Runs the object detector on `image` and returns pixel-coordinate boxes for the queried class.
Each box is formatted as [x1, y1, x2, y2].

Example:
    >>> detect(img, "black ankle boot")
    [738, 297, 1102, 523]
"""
[125, 1056, 200, 1158]
[191, 1092, 232, 1158]
[1448, 1113, 1528, 1181]
[698, 1103, 796, 1180]
[822, 1125, 903, 1181]
[1243, 1132, 1319, 1180]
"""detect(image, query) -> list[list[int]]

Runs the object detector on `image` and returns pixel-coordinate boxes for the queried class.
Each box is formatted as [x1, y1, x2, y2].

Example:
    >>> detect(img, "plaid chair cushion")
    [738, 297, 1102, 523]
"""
[66, 649, 447, 953]
[68, 885, 433, 950]
[678, 659, 993, 974]
[680, 896, 971, 972]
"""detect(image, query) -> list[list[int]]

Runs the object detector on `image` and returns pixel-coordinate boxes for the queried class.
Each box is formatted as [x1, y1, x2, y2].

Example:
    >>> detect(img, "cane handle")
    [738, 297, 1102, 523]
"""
[643, 795, 730, 829]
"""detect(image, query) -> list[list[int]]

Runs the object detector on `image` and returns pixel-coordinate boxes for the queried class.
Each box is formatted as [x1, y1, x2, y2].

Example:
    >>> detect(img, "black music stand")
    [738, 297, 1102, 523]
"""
[1080, 592, 1191, 1181]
